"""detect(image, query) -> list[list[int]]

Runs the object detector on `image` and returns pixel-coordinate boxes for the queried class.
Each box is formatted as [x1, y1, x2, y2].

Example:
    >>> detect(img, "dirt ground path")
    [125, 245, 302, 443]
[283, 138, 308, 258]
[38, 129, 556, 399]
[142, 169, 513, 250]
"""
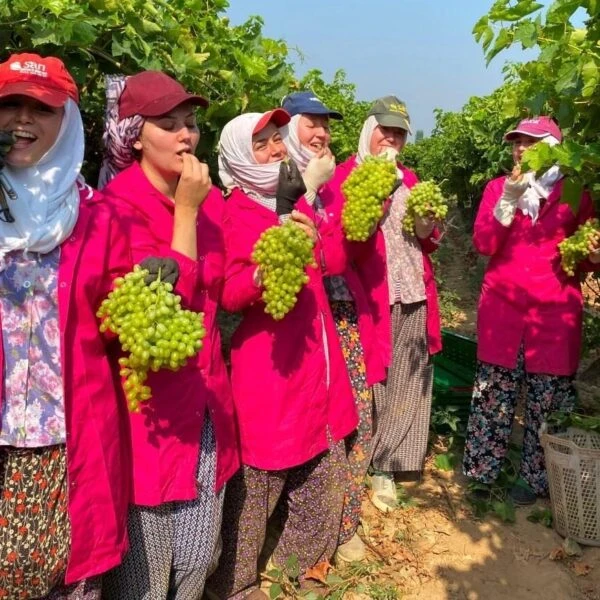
[349, 219, 600, 600]
[351, 463, 600, 600]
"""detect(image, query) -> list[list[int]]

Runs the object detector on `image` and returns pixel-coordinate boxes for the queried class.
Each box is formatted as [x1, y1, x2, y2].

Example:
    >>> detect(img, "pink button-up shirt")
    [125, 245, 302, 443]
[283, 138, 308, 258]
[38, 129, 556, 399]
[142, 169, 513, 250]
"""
[221, 188, 358, 471]
[103, 163, 239, 504]
[0, 185, 133, 584]
[474, 175, 598, 376]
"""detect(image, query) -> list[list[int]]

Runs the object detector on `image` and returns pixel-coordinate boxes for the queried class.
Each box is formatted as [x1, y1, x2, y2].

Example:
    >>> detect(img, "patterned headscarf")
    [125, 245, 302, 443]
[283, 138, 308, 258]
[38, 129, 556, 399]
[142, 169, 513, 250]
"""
[97, 75, 144, 189]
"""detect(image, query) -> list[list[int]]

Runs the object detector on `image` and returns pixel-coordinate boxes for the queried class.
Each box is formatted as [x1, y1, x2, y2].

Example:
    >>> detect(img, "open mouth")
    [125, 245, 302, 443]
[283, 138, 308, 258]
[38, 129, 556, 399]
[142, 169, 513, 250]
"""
[12, 130, 37, 148]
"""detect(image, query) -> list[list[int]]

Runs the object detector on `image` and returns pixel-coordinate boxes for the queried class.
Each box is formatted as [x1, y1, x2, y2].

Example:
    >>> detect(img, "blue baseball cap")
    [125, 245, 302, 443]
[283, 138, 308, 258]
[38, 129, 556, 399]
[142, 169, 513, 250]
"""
[281, 91, 343, 120]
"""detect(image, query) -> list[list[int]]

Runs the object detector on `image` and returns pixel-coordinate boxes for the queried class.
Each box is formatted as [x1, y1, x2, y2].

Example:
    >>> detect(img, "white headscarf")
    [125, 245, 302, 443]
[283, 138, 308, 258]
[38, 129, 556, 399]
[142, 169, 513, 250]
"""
[356, 116, 379, 165]
[0, 98, 83, 265]
[517, 135, 562, 223]
[280, 114, 315, 173]
[218, 113, 283, 197]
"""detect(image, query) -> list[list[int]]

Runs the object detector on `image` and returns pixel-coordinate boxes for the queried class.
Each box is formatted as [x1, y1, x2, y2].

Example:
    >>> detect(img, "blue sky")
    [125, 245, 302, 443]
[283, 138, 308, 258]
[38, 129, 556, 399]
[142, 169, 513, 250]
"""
[225, 0, 542, 137]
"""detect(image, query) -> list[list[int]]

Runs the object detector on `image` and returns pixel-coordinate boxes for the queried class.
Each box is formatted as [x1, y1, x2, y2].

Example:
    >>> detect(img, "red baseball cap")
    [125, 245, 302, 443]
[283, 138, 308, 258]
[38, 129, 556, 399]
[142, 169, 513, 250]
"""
[0, 53, 79, 106]
[504, 116, 562, 143]
[252, 108, 291, 134]
[118, 71, 208, 120]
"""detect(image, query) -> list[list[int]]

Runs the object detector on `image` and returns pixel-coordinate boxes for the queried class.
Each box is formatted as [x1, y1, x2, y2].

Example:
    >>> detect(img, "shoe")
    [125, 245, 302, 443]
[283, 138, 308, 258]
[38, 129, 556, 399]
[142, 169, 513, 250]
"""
[335, 532, 366, 563]
[370, 472, 398, 513]
[508, 479, 537, 506]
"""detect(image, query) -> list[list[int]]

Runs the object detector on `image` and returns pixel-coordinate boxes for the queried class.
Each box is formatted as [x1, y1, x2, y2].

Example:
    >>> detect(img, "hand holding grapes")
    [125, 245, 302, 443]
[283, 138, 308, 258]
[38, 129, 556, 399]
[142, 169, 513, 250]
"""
[140, 257, 180, 285]
[174, 153, 211, 211]
[276, 159, 306, 216]
[402, 181, 448, 234]
[414, 213, 437, 239]
[493, 165, 530, 226]
[588, 228, 600, 264]
[303, 149, 336, 204]
[290, 210, 317, 243]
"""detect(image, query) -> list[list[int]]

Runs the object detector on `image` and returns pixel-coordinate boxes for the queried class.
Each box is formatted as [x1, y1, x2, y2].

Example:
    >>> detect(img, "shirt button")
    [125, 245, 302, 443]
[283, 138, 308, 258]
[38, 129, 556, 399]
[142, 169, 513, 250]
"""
[23, 281, 31, 288]
[60, 282, 67, 288]
[198, 256, 205, 261]
[70, 236, 76, 242]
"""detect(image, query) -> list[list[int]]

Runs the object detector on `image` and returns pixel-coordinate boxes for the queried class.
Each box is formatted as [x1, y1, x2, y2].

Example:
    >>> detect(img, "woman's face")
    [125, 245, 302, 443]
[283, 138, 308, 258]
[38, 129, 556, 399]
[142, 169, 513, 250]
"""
[369, 124, 407, 155]
[511, 134, 539, 164]
[136, 102, 200, 179]
[252, 123, 287, 164]
[297, 114, 331, 153]
[0, 96, 64, 168]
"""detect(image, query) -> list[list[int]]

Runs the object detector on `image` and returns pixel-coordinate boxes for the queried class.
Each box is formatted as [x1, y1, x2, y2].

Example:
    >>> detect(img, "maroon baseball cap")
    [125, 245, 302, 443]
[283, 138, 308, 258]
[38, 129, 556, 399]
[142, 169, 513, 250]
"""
[118, 71, 208, 120]
[0, 53, 79, 107]
[252, 108, 291, 134]
[504, 116, 562, 143]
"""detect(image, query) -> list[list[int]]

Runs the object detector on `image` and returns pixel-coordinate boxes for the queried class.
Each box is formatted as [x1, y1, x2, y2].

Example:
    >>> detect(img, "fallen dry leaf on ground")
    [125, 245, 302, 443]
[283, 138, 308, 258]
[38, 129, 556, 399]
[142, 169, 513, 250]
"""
[572, 561, 593, 577]
[304, 559, 332, 583]
[549, 547, 567, 561]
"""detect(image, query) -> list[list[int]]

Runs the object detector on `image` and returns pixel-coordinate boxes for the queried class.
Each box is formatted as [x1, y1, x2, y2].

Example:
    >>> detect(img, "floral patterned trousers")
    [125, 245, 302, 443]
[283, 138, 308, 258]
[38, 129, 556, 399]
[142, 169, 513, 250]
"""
[0, 445, 100, 599]
[330, 301, 373, 545]
[462, 350, 576, 495]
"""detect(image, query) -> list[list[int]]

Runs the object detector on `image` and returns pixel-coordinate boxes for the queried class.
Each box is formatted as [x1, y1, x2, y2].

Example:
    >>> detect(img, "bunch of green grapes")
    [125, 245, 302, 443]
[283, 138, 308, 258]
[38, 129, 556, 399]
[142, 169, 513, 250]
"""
[97, 265, 206, 412]
[558, 218, 600, 276]
[403, 181, 448, 233]
[341, 155, 398, 241]
[252, 221, 316, 320]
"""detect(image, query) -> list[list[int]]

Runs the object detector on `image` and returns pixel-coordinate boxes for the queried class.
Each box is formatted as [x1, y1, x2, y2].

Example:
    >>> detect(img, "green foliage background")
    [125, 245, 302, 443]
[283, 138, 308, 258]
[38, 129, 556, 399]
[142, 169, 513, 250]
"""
[0, 0, 296, 182]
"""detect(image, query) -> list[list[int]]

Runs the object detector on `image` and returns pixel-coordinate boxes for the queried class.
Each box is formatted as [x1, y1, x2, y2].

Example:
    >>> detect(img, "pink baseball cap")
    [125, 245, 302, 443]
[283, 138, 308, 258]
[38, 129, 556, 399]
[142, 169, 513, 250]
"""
[504, 116, 562, 143]
[0, 53, 79, 107]
[118, 71, 208, 120]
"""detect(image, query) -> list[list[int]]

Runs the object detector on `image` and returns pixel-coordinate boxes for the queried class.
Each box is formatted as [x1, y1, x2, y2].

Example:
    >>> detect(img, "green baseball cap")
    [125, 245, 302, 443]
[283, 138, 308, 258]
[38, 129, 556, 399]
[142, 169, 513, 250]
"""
[367, 96, 412, 135]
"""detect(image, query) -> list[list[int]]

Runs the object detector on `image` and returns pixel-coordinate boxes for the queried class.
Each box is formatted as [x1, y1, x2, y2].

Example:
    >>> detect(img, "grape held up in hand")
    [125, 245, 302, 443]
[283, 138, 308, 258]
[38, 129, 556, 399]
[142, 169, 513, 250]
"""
[341, 155, 398, 242]
[402, 180, 448, 233]
[558, 218, 600, 276]
[252, 220, 316, 320]
[97, 265, 206, 412]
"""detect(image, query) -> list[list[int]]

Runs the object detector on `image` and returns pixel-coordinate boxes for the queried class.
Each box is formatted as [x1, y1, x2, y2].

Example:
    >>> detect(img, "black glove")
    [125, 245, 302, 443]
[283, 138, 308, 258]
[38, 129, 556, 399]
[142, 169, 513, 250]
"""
[0, 131, 15, 170]
[276, 160, 307, 216]
[390, 177, 403, 196]
[139, 257, 180, 286]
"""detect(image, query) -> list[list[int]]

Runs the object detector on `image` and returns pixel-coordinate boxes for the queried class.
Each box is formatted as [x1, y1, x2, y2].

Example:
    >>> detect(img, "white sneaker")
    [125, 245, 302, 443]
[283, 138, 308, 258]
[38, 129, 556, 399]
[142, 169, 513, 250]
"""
[335, 532, 366, 563]
[370, 473, 398, 513]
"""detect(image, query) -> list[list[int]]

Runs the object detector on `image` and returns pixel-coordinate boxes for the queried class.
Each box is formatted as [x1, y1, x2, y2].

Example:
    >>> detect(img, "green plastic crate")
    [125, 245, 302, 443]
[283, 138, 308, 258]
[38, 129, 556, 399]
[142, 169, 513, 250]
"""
[433, 329, 477, 402]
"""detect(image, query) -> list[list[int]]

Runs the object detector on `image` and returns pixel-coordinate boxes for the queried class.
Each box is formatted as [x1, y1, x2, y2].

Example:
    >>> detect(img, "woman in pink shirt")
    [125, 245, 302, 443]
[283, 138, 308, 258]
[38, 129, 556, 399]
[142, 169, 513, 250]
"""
[322, 97, 442, 514]
[0, 54, 131, 599]
[463, 117, 600, 505]
[279, 90, 385, 563]
[207, 109, 357, 600]
[98, 71, 239, 600]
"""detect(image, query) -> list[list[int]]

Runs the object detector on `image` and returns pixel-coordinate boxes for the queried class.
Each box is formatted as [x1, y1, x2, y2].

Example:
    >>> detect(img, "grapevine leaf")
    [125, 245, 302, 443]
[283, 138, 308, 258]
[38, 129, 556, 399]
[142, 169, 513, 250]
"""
[285, 554, 299, 579]
[434, 453, 455, 471]
[486, 28, 513, 65]
[561, 178, 584, 214]
[473, 15, 489, 41]
[269, 583, 282, 599]
[555, 62, 579, 94]
[514, 21, 538, 48]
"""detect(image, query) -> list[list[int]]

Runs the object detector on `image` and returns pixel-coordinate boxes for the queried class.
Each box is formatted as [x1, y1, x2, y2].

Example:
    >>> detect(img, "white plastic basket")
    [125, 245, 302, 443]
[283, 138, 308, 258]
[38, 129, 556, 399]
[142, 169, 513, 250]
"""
[541, 426, 600, 546]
